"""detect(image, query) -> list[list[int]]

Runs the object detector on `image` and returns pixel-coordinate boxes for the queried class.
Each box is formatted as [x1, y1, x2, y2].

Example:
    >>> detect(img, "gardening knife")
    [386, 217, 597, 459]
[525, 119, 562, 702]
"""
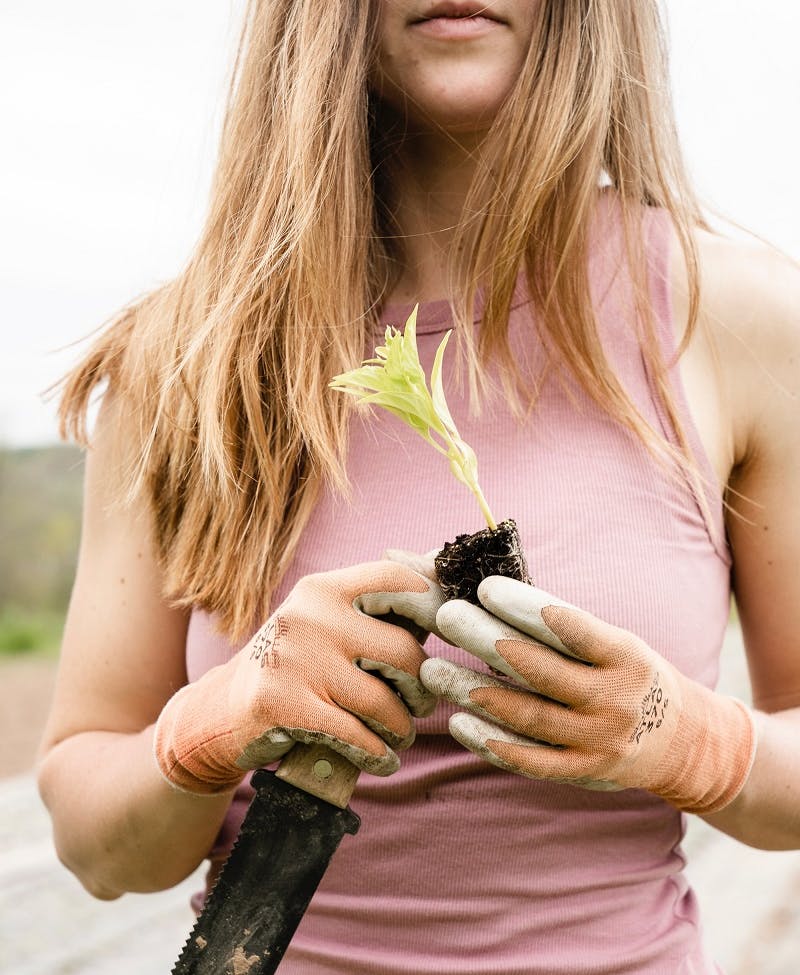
[171, 740, 361, 975]
[169, 601, 433, 974]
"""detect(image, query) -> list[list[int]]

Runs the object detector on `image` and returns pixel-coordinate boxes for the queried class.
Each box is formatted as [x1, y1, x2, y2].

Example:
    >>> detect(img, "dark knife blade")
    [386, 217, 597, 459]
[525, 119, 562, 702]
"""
[171, 762, 360, 974]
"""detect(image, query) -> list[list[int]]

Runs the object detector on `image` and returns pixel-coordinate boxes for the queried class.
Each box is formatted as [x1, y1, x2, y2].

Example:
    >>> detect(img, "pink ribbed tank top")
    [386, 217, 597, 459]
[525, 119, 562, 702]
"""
[186, 194, 730, 974]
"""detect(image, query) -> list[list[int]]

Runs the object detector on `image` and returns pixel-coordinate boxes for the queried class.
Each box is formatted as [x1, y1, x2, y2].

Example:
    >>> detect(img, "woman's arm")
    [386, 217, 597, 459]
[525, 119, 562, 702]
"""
[38, 395, 444, 899]
[37, 397, 233, 898]
[689, 232, 800, 849]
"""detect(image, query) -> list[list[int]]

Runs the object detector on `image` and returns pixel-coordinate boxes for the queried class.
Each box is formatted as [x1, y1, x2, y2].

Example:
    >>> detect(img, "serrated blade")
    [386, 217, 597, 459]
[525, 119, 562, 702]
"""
[171, 768, 360, 974]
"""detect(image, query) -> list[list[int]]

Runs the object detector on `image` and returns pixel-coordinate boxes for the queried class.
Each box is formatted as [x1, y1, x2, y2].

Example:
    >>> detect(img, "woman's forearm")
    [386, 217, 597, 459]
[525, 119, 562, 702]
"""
[37, 725, 233, 899]
[701, 706, 800, 850]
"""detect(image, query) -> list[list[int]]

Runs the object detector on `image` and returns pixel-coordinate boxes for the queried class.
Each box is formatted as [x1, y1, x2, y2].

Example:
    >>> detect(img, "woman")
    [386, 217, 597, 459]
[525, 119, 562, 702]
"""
[38, 2, 800, 973]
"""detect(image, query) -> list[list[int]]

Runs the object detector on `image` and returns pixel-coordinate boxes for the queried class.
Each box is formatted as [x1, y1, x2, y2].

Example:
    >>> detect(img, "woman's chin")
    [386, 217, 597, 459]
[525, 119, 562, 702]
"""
[378, 88, 511, 138]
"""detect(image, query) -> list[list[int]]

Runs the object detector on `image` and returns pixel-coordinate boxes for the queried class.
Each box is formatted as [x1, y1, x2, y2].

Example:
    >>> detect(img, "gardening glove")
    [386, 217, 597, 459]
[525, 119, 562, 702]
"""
[154, 561, 444, 794]
[381, 548, 446, 640]
[424, 576, 757, 814]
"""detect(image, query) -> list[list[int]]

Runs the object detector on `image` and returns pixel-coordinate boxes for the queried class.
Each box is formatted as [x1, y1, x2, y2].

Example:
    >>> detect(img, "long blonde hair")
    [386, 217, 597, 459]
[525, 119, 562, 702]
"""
[59, 0, 705, 639]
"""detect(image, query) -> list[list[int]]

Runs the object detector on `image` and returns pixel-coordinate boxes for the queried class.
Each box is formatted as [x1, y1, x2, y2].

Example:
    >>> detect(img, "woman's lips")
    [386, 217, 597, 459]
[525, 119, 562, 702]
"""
[410, 14, 502, 39]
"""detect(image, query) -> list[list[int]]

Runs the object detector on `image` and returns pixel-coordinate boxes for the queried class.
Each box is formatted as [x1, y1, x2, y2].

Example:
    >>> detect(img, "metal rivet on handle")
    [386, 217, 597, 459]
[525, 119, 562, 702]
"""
[313, 759, 333, 779]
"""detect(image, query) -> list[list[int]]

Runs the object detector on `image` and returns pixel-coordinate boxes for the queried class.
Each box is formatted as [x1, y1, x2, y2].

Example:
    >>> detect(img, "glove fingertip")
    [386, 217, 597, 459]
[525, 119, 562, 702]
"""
[435, 598, 484, 642]
[383, 549, 439, 582]
[408, 687, 438, 718]
[420, 657, 458, 695]
[448, 711, 486, 751]
[449, 711, 529, 748]
[361, 746, 401, 777]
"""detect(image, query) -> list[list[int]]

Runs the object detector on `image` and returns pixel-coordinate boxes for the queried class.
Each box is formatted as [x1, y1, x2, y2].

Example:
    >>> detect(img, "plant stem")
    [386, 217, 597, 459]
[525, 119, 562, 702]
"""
[475, 485, 498, 531]
[434, 423, 496, 530]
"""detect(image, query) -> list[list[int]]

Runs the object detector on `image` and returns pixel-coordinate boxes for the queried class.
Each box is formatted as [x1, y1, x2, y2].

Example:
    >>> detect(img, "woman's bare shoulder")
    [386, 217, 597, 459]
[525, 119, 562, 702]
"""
[676, 228, 800, 702]
[693, 228, 800, 351]
[672, 225, 800, 468]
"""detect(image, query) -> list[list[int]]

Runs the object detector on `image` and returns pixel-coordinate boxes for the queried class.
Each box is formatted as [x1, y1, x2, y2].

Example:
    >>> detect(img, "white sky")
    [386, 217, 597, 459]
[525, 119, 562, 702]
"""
[1, 1, 798, 445]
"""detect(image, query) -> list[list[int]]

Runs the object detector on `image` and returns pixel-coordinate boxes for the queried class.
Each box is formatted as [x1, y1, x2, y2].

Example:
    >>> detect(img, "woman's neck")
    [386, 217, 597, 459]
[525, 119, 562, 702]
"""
[384, 129, 490, 305]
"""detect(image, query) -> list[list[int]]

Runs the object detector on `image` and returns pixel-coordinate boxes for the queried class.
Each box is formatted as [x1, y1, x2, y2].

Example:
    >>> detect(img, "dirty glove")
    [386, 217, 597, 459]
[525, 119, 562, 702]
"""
[154, 561, 444, 794]
[424, 577, 756, 814]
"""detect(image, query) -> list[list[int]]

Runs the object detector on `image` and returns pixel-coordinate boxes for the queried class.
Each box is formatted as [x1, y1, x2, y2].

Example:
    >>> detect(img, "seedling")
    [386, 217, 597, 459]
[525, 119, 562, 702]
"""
[330, 306, 529, 601]
[330, 307, 495, 528]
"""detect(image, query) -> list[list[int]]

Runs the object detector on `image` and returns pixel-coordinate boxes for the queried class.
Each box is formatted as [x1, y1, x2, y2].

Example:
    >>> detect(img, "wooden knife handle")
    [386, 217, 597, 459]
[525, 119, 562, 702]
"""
[274, 610, 426, 810]
[275, 743, 359, 809]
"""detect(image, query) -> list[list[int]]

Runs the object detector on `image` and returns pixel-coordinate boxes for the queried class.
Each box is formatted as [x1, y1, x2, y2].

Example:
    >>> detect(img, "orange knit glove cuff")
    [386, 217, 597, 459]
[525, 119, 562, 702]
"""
[646, 680, 756, 814]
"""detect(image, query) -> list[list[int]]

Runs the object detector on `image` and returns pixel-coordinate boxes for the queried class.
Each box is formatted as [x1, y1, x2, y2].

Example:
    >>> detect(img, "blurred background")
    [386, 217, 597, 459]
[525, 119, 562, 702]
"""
[1, 1, 798, 972]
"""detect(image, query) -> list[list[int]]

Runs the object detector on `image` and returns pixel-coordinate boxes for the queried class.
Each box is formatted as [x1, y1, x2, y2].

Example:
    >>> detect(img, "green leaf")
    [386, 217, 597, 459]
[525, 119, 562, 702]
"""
[329, 305, 497, 529]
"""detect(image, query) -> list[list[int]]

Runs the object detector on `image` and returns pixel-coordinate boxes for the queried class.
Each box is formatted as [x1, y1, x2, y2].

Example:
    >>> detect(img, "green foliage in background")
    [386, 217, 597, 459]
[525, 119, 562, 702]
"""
[0, 607, 66, 654]
[0, 445, 84, 655]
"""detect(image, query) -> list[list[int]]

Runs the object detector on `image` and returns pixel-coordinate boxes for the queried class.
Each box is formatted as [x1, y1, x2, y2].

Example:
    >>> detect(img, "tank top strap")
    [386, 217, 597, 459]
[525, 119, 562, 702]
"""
[642, 205, 731, 565]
